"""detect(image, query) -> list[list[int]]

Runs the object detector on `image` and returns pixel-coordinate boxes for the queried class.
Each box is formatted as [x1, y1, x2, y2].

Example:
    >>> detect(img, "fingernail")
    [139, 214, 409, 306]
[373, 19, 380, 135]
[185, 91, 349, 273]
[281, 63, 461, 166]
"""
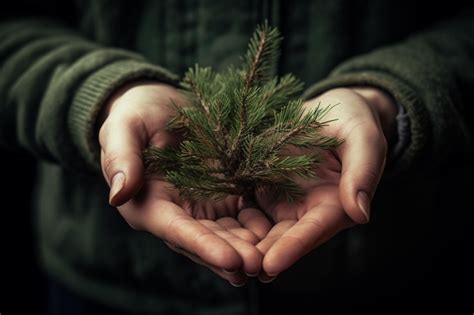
[229, 281, 246, 287]
[260, 275, 277, 283]
[245, 272, 259, 277]
[357, 191, 370, 222]
[109, 172, 125, 205]
[223, 269, 238, 275]
[259, 272, 278, 283]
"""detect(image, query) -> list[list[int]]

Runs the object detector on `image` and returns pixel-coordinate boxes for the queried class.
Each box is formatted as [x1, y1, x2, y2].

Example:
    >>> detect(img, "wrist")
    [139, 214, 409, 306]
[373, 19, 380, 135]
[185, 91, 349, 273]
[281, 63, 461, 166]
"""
[350, 87, 398, 145]
[99, 81, 151, 126]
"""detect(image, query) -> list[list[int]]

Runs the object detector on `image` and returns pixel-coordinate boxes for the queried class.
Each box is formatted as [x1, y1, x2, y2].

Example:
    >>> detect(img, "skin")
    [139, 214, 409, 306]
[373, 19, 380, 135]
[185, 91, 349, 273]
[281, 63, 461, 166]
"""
[98, 82, 397, 286]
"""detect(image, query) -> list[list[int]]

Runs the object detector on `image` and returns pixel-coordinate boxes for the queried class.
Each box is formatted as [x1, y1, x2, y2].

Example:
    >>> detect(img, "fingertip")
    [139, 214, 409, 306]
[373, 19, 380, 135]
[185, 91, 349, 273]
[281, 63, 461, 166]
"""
[258, 271, 278, 283]
[109, 191, 129, 207]
[108, 172, 125, 206]
[229, 280, 247, 287]
[110, 155, 146, 207]
[223, 268, 238, 275]
[223, 270, 248, 287]
[107, 177, 141, 206]
[340, 201, 369, 225]
[100, 117, 146, 206]
[339, 155, 375, 224]
[220, 256, 242, 274]
[338, 122, 385, 224]
[242, 247, 264, 276]
[262, 255, 282, 277]
[262, 238, 297, 276]
[339, 180, 371, 224]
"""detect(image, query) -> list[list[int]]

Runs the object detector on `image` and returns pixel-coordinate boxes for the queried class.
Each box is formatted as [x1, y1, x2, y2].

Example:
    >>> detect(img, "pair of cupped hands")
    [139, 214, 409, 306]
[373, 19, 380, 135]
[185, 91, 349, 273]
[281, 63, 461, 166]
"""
[98, 82, 397, 286]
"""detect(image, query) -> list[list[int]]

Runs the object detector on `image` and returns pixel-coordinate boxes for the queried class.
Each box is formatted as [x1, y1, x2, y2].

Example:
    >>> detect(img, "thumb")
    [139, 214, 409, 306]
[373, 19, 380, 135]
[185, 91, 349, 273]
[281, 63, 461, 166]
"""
[338, 125, 387, 224]
[99, 116, 146, 207]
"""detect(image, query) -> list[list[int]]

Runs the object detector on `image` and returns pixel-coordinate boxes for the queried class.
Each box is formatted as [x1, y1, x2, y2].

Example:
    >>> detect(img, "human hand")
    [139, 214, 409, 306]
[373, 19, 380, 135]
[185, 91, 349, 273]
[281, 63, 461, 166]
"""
[98, 82, 272, 286]
[255, 87, 398, 281]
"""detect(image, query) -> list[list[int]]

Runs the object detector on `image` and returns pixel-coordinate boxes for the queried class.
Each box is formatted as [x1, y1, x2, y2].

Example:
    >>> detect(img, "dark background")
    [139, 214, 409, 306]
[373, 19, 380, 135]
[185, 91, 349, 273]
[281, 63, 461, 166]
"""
[0, 153, 46, 314]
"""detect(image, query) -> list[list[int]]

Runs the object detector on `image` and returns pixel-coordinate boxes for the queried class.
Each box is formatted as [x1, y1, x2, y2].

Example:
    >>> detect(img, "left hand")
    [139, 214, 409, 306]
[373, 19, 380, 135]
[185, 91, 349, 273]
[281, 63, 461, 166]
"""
[254, 87, 398, 281]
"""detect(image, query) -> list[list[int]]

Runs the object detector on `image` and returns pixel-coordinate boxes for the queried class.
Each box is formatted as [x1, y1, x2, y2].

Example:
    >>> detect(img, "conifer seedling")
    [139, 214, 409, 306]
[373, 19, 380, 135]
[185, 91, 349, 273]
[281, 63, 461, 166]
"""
[143, 22, 342, 205]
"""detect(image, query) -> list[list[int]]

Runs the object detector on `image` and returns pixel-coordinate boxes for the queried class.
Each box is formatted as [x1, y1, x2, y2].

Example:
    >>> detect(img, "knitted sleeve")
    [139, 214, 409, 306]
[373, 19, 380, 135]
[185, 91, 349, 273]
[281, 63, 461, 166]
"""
[0, 19, 179, 172]
[303, 7, 474, 174]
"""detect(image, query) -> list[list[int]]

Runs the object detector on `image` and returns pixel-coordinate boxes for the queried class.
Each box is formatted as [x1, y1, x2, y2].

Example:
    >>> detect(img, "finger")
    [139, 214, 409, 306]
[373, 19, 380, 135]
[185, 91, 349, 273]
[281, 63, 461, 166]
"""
[123, 198, 243, 272]
[164, 241, 248, 286]
[216, 216, 261, 244]
[237, 208, 273, 240]
[255, 220, 296, 283]
[262, 203, 353, 276]
[255, 220, 296, 256]
[200, 220, 263, 276]
[338, 122, 387, 223]
[99, 115, 146, 207]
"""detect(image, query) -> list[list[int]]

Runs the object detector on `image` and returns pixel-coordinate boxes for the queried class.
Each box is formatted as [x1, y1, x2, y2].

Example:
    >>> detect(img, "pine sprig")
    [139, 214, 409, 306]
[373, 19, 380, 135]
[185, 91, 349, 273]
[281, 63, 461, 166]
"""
[243, 21, 281, 88]
[143, 23, 342, 203]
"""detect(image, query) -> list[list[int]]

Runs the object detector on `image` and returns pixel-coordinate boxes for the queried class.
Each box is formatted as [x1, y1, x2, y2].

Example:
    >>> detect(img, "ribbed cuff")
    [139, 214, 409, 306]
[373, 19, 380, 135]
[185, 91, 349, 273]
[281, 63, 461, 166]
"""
[302, 70, 429, 175]
[69, 59, 179, 171]
[392, 103, 411, 163]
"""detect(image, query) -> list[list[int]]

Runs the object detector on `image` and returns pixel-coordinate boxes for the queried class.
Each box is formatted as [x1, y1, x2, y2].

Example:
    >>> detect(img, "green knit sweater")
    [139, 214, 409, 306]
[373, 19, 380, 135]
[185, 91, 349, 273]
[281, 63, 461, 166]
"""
[1, 1, 472, 313]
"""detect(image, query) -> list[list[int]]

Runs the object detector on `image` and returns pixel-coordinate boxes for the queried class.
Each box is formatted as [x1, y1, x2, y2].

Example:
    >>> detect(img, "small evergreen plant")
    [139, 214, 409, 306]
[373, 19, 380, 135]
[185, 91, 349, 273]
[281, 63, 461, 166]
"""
[143, 22, 342, 204]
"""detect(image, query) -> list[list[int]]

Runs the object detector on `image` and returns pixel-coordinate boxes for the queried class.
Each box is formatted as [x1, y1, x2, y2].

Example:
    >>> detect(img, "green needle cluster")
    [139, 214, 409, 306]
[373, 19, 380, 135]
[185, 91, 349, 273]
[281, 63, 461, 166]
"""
[143, 22, 342, 203]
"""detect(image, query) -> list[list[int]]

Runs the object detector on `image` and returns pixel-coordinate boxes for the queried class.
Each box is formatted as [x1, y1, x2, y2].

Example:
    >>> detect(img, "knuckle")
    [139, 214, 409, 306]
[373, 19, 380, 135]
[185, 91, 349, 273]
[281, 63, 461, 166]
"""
[370, 131, 388, 156]
[192, 231, 214, 247]
[357, 161, 380, 180]
[358, 163, 381, 191]
[167, 216, 184, 233]
[305, 216, 325, 231]
[164, 216, 188, 243]
[360, 125, 388, 158]
[364, 124, 383, 141]
[102, 153, 122, 176]
[98, 121, 111, 146]
[365, 167, 380, 186]
[341, 119, 374, 140]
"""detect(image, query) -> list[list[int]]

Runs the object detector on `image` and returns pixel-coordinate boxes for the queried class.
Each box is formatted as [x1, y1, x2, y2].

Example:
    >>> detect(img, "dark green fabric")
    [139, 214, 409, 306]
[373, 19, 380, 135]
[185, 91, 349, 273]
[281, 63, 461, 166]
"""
[1, 0, 473, 313]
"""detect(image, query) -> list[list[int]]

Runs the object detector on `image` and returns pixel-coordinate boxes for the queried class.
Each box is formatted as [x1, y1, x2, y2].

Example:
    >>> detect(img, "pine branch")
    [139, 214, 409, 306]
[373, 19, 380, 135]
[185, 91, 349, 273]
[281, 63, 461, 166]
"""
[244, 30, 266, 89]
[143, 22, 342, 203]
[231, 22, 282, 166]
[243, 21, 281, 86]
[184, 77, 210, 115]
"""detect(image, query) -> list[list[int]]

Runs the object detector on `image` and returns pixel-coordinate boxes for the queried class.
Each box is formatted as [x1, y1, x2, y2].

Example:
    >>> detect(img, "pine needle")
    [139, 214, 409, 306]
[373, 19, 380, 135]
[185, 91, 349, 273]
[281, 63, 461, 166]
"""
[143, 22, 342, 203]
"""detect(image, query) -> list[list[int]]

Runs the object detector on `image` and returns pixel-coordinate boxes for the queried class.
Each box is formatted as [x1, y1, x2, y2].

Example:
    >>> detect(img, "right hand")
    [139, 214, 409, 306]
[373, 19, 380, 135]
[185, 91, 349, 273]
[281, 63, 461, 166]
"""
[254, 87, 397, 279]
[98, 82, 272, 286]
